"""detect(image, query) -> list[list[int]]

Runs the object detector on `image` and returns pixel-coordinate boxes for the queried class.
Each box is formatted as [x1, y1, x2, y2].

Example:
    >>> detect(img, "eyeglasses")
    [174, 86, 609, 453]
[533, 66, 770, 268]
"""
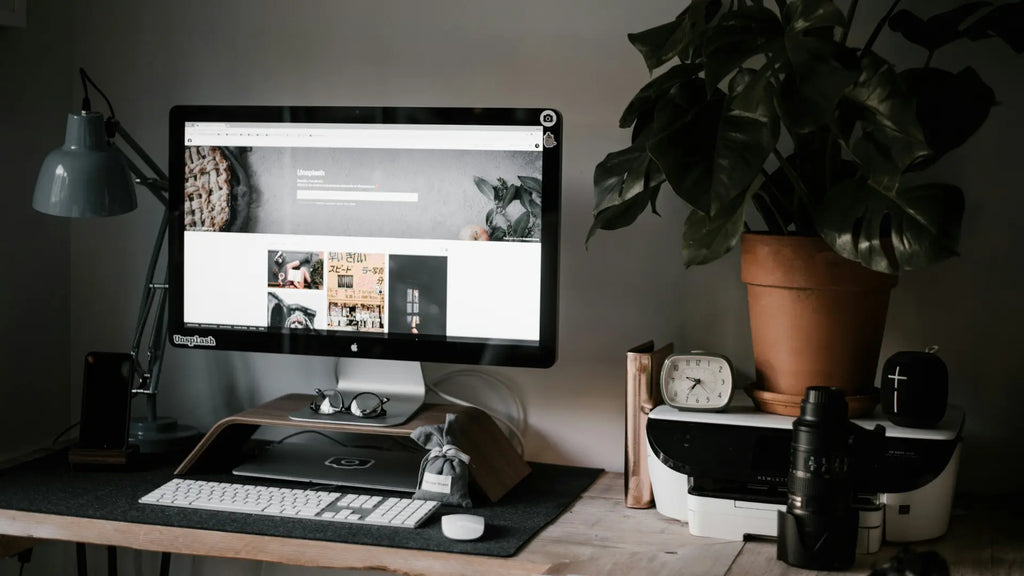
[309, 388, 389, 419]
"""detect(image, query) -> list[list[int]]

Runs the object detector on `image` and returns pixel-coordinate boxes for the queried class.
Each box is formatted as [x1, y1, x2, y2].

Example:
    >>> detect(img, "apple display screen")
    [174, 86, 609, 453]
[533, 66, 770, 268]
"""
[167, 106, 561, 399]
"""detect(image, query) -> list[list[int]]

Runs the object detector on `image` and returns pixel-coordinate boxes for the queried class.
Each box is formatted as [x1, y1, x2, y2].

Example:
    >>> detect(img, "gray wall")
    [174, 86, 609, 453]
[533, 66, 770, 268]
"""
[0, 0, 72, 462]
[3, 0, 1024, 574]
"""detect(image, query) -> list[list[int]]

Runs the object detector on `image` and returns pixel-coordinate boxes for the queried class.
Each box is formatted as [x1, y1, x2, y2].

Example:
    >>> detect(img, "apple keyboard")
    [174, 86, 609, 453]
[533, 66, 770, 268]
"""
[139, 478, 440, 528]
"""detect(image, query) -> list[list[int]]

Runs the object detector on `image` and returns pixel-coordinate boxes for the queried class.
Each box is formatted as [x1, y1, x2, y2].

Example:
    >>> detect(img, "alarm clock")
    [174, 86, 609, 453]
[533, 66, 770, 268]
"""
[661, 352, 734, 412]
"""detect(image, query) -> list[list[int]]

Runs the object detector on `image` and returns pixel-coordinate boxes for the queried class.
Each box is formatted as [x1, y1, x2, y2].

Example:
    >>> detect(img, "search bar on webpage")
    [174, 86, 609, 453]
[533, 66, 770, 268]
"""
[296, 190, 419, 202]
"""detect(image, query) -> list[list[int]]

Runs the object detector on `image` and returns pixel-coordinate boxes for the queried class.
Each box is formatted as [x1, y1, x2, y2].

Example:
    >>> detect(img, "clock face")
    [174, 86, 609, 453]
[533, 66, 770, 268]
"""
[661, 353, 734, 411]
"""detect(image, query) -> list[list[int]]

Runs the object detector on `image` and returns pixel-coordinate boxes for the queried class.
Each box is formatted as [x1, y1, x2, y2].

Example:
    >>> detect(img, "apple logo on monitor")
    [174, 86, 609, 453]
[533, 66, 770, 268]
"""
[350, 343, 358, 352]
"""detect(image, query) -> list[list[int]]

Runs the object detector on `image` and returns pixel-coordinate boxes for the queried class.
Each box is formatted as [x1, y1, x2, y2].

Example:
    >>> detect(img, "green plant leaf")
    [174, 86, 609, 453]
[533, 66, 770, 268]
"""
[627, 11, 689, 72]
[965, 1, 1024, 53]
[703, 6, 784, 91]
[587, 184, 661, 244]
[889, 3, 992, 54]
[589, 137, 666, 243]
[842, 51, 930, 196]
[590, 1, 1019, 272]
[518, 193, 530, 214]
[816, 178, 964, 273]
[782, 0, 846, 33]
[685, 0, 725, 60]
[709, 66, 780, 213]
[511, 211, 532, 239]
[779, 4, 860, 134]
[759, 150, 844, 234]
[778, 36, 860, 133]
[900, 67, 995, 171]
[473, 176, 494, 201]
[625, 73, 710, 147]
[619, 63, 702, 128]
[758, 163, 798, 232]
[485, 207, 495, 228]
[519, 188, 541, 218]
[647, 92, 725, 215]
[500, 184, 519, 211]
[888, 183, 965, 269]
[628, 1, 724, 71]
[518, 175, 542, 196]
[594, 76, 709, 226]
[680, 176, 755, 267]
[593, 144, 650, 215]
[645, 160, 666, 216]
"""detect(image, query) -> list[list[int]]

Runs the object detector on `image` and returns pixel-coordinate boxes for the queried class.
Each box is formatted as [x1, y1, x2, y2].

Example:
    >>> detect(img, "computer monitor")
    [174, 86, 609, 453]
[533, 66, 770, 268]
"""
[167, 106, 561, 426]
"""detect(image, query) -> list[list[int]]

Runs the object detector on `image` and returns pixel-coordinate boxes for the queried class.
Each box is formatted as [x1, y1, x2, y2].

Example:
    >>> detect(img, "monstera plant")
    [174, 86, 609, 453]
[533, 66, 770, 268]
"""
[589, 0, 1023, 273]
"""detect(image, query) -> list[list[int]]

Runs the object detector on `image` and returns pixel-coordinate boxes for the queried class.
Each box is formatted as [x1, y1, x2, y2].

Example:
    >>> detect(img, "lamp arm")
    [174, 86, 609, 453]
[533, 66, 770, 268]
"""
[109, 120, 171, 393]
[146, 283, 170, 392]
[115, 123, 168, 182]
[129, 206, 169, 397]
[114, 119, 171, 397]
[117, 150, 168, 207]
[114, 124, 169, 207]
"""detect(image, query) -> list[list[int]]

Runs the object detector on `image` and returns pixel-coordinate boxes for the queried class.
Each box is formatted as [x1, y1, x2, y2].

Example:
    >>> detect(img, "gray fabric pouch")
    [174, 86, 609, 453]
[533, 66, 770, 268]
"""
[411, 413, 473, 508]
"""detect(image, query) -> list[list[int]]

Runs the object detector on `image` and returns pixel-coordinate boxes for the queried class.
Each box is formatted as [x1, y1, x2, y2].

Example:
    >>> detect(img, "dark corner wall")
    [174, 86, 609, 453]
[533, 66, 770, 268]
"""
[0, 0, 74, 460]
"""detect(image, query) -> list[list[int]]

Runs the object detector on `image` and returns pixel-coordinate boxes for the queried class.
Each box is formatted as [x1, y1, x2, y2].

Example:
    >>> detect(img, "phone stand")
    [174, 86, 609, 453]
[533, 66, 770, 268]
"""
[68, 444, 140, 467]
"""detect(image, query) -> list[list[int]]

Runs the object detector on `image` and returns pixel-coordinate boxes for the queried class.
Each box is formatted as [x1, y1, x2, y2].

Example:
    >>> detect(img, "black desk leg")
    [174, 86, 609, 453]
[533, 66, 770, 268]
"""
[73, 544, 120, 576]
[76, 543, 87, 576]
[106, 546, 117, 576]
[72, 542, 166, 576]
[75, 541, 86, 573]
[160, 552, 171, 576]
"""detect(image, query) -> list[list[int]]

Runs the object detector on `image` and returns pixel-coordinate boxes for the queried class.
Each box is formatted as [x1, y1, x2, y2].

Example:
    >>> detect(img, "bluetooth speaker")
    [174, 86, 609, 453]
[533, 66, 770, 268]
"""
[880, 348, 948, 428]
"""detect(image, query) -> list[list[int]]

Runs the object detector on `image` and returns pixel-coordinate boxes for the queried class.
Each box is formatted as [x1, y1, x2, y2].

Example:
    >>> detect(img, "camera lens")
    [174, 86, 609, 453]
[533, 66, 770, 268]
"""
[788, 387, 851, 511]
[777, 386, 859, 570]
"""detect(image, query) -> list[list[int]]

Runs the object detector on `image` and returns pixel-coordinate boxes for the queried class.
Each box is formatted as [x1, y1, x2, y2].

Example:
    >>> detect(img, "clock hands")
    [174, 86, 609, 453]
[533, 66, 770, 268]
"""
[662, 353, 734, 412]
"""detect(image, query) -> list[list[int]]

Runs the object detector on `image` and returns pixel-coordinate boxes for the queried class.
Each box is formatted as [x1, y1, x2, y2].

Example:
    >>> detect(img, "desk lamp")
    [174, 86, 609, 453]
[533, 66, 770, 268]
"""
[33, 68, 199, 453]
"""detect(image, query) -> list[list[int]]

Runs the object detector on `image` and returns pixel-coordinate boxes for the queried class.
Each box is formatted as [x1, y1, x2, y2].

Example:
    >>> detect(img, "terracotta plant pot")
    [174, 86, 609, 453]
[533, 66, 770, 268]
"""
[740, 233, 897, 417]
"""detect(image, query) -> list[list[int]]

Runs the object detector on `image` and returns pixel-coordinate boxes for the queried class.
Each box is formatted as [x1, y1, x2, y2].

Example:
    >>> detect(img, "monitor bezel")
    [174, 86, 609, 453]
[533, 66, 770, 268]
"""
[167, 105, 560, 368]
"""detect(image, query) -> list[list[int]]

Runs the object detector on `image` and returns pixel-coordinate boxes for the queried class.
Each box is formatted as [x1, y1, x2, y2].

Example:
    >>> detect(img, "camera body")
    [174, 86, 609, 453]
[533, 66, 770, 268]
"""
[777, 387, 885, 570]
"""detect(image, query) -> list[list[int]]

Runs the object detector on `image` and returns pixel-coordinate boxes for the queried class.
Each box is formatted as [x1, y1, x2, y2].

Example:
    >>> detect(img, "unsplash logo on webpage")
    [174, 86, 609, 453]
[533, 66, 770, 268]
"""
[173, 335, 217, 347]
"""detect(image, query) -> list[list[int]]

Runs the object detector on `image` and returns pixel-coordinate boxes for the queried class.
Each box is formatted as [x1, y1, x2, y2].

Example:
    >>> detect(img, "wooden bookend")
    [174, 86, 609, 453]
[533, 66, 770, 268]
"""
[625, 340, 673, 508]
[444, 404, 530, 503]
[175, 394, 529, 503]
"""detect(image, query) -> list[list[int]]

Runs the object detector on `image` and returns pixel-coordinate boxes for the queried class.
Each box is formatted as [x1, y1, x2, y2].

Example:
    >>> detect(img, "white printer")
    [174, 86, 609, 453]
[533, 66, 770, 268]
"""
[647, 396, 963, 543]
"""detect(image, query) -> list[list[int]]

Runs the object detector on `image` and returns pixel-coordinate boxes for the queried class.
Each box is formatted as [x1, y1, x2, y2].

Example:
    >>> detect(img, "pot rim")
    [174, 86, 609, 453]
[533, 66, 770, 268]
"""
[740, 233, 898, 290]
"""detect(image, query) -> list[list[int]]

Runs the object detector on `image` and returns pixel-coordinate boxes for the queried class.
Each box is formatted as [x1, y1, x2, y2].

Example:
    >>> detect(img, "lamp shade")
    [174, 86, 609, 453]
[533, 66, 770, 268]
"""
[33, 111, 137, 217]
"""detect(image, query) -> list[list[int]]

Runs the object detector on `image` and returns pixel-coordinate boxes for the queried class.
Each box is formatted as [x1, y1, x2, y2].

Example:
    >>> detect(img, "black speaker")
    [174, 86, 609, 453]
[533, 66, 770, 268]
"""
[880, 349, 948, 428]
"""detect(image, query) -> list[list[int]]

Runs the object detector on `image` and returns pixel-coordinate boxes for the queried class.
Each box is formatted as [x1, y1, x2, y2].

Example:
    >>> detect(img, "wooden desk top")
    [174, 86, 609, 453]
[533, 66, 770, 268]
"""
[0, 468, 1019, 575]
[2, 471, 727, 576]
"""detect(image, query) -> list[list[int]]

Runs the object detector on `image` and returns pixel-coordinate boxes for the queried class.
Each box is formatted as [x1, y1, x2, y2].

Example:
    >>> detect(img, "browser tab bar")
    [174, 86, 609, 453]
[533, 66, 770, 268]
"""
[184, 122, 542, 151]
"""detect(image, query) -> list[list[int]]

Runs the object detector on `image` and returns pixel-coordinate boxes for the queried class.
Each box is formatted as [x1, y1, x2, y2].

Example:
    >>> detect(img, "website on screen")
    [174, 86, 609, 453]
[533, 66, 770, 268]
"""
[181, 121, 544, 343]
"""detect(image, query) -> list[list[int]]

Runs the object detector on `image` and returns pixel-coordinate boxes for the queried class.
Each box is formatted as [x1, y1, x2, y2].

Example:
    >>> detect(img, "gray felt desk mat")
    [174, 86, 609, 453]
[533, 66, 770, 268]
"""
[0, 451, 601, 558]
